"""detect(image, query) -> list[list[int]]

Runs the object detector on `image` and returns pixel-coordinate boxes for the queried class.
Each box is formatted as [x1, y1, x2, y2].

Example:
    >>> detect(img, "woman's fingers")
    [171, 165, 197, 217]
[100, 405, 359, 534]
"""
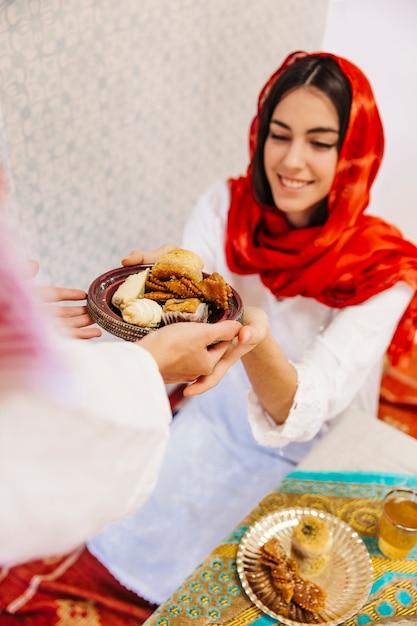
[122, 244, 177, 266]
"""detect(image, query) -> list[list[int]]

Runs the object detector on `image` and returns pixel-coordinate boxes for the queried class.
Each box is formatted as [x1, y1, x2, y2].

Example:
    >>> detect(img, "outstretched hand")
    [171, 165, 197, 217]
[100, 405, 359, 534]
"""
[139, 319, 243, 385]
[182, 306, 269, 396]
[26, 260, 102, 340]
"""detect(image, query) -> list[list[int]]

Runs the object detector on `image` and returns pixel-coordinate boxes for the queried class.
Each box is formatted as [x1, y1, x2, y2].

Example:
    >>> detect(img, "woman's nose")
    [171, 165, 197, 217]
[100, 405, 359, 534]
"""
[281, 140, 306, 169]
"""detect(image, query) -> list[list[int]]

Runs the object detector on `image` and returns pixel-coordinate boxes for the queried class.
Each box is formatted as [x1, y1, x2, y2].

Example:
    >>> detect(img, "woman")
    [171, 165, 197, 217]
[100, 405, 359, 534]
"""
[88, 51, 417, 605]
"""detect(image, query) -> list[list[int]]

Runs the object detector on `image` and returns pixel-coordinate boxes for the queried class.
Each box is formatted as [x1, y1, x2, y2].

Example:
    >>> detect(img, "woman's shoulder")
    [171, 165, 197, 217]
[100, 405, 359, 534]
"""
[356, 281, 414, 313]
[194, 179, 230, 215]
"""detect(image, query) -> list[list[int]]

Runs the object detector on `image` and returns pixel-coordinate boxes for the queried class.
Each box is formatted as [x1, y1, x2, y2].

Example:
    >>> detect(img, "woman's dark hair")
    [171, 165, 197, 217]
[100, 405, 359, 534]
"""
[252, 55, 352, 226]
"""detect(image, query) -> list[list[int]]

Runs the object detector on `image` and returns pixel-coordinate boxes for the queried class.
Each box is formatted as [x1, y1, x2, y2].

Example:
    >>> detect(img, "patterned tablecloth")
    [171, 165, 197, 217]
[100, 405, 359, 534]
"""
[144, 471, 417, 626]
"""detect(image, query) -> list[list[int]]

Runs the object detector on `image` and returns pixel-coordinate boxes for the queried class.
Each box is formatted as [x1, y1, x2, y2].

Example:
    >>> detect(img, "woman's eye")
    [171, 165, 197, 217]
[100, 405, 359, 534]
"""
[311, 140, 337, 149]
[269, 132, 290, 141]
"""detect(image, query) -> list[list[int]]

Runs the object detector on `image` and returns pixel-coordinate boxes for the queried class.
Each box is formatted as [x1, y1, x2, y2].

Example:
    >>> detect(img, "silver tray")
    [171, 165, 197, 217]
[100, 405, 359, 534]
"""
[236, 507, 374, 626]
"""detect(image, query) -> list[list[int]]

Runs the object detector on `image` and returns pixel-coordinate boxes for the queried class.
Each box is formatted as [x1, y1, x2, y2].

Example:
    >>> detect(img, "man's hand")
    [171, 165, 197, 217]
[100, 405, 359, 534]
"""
[183, 306, 269, 396]
[139, 306, 269, 396]
[139, 319, 243, 385]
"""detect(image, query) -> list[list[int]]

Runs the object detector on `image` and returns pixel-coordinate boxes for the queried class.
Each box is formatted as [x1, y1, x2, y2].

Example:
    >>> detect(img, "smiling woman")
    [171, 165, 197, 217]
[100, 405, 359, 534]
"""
[88, 51, 417, 607]
[251, 54, 351, 228]
[263, 86, 340, 227]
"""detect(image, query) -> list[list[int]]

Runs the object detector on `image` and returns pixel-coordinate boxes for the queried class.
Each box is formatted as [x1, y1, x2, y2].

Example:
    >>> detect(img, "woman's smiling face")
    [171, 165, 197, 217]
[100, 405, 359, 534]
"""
[263, 86, 340, 228]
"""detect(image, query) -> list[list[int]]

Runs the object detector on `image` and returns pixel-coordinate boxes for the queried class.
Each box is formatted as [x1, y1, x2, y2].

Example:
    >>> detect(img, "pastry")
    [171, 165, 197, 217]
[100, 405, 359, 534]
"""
[162, 298, 209, 324]
[112, 268, 150, 310]
[121, 298, 162, 327]
[257, 536, 326, 622]
[111, 247, 234, 334]
[291, 514, 333, 575]
[151, 248, 204, 283]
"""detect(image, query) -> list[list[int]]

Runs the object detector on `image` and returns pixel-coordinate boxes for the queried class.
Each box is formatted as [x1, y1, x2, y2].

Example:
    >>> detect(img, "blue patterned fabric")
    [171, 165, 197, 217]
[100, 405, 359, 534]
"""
[144, 471, 417, 626]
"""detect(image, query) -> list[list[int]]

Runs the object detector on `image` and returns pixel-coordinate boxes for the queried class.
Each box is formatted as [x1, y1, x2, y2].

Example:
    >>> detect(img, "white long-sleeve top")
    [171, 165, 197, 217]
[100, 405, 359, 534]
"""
[89, 180, 414, 604]
[183, 180, 414, 445]
[0, 338, 171, 565]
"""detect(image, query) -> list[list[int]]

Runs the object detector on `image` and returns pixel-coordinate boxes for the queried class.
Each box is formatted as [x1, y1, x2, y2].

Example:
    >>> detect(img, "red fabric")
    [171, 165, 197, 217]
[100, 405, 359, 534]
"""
[0, 213, 69, 396]
[225, 51, 417, 369]
[378, 341, 417, 438]
[0, 547, 156, 625]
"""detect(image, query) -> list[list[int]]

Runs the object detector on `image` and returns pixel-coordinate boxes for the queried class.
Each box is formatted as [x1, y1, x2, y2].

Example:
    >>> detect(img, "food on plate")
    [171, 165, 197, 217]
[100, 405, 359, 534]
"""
[291, 514, 333, 575]
[111, 267, 150, 310]
[152, 248, 205, 283]
[257, 536, 326, 622]
[121, 298, 162, 327]
[111, 248, 234, 328]
[162, 298, 209, 324]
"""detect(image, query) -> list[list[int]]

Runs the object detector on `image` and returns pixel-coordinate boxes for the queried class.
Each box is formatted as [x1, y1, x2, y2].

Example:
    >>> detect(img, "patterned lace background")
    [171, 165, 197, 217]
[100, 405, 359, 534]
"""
[0, 0, 328, 291]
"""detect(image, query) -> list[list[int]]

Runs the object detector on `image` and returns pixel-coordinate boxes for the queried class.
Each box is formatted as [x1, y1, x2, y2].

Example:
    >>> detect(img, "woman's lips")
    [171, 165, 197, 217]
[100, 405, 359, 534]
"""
[278, 174, 311, 189]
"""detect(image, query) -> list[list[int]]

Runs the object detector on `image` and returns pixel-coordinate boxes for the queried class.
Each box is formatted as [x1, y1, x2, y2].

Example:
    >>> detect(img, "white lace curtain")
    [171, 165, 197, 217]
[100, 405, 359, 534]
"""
[0, 0, 328, 289]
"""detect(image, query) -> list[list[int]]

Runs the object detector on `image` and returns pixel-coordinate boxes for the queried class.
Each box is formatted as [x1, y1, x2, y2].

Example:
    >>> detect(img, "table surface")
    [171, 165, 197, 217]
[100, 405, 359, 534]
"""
[297, 407, 417, 475]
[144, 470, 417, 626]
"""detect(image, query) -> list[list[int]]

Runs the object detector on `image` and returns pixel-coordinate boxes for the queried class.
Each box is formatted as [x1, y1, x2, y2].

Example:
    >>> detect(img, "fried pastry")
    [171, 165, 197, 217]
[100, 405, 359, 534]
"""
[257, 536, 326, 623]
[152, 248, 204, 283]
[112, 247, 234, 332]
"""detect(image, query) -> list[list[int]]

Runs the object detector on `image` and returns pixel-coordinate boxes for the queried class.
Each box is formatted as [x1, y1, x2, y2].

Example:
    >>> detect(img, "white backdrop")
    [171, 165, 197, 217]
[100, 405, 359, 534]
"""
[0, 0, 329, 290]
[3, 0, 414, 290]
[322, 0, 417, 243]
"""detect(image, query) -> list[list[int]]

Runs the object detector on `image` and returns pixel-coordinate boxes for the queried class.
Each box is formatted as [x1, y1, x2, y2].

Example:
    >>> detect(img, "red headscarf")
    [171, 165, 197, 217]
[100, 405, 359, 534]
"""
[225, 51, 417, 368]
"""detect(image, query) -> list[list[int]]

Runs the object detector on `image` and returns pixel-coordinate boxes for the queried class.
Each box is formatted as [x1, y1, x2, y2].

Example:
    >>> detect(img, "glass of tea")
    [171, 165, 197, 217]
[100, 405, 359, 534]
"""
[378, 488, 417, 559]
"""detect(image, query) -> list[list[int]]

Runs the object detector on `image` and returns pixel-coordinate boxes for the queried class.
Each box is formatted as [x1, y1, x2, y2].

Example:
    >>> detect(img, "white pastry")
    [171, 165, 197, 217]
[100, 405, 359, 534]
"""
[112, 268, 150, 310]
[121, 298, 162, 327]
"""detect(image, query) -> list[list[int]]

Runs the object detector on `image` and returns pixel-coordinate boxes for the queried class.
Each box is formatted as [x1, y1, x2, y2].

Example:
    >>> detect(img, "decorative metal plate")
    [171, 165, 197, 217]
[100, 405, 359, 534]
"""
[236, 508, 374, 626]
[87, 264, 243, 341]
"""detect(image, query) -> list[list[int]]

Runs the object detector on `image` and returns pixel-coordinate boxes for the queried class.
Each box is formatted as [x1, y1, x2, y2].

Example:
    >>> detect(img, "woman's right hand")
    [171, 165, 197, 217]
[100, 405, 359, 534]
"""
[181, 306, 270, 396]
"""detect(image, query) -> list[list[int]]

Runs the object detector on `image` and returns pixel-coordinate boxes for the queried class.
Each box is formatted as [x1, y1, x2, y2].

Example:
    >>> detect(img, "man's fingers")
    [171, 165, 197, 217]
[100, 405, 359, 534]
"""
[206, 321, 242, 345]
[184, 326, 260, 397]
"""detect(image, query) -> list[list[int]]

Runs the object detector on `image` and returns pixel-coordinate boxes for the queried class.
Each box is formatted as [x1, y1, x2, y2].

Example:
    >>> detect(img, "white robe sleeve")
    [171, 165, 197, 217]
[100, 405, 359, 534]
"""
[0, 339, 172, 566]
[248, 282, 414, 447]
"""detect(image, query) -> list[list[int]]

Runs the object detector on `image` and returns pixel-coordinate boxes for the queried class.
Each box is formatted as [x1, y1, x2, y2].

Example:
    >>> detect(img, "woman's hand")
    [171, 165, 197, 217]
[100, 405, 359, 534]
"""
[182, 306, 270, 396]
[240, 308, 298, 425]
[26, 260, 102, 340]
[121, 244, 177, 266]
